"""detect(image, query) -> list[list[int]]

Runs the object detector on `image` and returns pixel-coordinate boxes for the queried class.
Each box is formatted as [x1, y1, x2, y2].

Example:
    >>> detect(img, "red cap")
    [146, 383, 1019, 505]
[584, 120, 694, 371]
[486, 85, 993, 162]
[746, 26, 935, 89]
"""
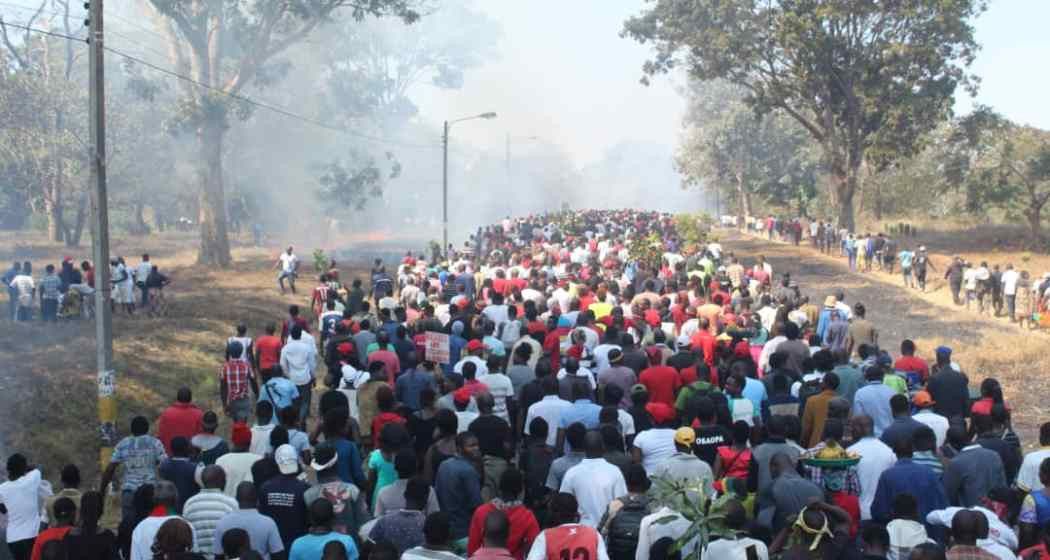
[336, 342, 354, 357]
[231, 422, 252, 448]
[645, 402, 676, 425]
[453, 387, 472, 406]
[467, 339, 484, 353]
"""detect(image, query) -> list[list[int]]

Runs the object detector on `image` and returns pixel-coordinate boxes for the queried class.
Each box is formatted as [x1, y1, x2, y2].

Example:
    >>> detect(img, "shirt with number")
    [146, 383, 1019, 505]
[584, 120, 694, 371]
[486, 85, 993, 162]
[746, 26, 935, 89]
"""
[526, 524, 609, 560]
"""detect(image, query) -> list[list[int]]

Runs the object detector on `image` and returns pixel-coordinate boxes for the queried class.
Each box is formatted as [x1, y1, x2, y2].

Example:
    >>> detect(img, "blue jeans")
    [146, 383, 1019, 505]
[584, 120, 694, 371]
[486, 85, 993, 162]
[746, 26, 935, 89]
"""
[847, 251, 857, 271]
[41, 298, 58, 321]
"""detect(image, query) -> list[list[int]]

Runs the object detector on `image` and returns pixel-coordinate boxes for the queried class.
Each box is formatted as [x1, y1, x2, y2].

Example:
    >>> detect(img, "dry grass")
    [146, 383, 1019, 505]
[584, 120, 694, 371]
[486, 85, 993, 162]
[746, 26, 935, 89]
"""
[0, 232, 366, 485]
[726, 229, 1050, 447]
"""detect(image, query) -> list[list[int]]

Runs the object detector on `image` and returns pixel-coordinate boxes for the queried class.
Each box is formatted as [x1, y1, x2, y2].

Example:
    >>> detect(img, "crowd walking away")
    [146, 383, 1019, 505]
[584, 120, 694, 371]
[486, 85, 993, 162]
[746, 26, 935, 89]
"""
[743, 214, 1046, 328]
[4, 208, 1048, 560]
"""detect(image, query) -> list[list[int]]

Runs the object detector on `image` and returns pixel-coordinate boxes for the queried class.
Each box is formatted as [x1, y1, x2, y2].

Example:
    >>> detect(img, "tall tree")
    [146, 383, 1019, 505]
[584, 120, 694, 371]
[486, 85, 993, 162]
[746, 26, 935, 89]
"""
[944, 108, 1050, 243]
[676, 80, 818, 220]
[623, 0, 985, 230]
[144, 0, 419, 265]
[0, 0, 90, 245]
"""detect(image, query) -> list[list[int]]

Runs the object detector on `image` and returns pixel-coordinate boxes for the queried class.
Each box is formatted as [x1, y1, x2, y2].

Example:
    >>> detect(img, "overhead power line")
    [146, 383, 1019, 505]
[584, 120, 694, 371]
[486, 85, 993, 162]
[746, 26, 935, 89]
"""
[0, 20, 441, 151]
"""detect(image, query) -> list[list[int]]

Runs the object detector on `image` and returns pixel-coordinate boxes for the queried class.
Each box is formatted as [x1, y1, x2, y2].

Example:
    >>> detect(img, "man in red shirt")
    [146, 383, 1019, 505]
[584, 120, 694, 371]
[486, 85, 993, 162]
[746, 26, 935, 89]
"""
[530, 493, 604, 560]
[157, 387, 204, 454]
[467, 469, 540, 559]
[893, 339, 930, 384]
[690, 318, 718, 369]
[255, 323, 283, 372]
[638, 355, 681, 407]
[280, 304, 310, 343]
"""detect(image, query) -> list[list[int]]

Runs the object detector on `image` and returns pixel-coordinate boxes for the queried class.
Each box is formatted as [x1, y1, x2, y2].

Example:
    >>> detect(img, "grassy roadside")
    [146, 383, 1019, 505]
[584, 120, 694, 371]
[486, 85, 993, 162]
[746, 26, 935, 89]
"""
[0, 234, 353, 485]
[727, 229, 1050, 445]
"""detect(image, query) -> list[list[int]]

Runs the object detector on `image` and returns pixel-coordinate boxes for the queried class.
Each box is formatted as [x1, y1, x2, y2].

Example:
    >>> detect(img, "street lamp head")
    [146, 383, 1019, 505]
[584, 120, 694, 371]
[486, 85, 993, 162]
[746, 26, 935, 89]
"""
[479, 112, 498, 119]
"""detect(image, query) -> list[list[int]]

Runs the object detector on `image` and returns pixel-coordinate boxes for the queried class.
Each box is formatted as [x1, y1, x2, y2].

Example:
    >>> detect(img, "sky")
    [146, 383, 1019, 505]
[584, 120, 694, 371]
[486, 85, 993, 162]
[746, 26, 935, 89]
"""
[1, 0, 1048, 166]
[414, 0, 1050, 166]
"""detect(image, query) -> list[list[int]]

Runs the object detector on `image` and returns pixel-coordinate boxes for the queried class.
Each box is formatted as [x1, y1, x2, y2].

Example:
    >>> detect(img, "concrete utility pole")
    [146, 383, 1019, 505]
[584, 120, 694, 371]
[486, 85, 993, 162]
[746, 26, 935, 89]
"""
[87, 0, 115, 470]
[442, 120, 449, 259]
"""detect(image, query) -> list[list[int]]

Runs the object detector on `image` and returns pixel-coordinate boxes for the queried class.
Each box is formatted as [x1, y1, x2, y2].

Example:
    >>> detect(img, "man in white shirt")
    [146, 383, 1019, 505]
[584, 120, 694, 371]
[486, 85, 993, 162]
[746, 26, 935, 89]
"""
[135, 254, 153, 306]
[635, 506, 697, 560]
[560, 432, 627, 527]
[524, 378, 572, 447]
[1002, 264, 1021, 321]
[479, 365, 515, 423]
[1018, 422, 1050, 492]
[279, 325, 317, 426]
[131, 481, 197, 560]
[848, 415, 897, 521]
[911, 391, 949, 449]
[274, 246, 299, 295]
[0, 456, 50, 558]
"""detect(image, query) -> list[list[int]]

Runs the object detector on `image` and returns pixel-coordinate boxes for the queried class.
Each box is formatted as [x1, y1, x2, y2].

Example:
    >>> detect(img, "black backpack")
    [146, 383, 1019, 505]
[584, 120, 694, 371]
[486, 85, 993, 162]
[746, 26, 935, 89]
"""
[607, 495, 650, 560]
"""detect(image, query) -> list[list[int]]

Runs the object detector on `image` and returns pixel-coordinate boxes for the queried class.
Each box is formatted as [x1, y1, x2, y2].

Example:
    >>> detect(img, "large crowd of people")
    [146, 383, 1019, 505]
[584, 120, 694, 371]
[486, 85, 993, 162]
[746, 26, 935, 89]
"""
[1, 208, 1046, 560]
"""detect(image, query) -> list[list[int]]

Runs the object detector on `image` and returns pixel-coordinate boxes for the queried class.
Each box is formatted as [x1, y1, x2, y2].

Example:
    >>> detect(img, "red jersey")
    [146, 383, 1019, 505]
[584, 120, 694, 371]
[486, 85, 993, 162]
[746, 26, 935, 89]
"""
[467, 502, 541, 560]
[256, 335, 283, 371]
[543, 525, 599, 560]
[894, 356, 929, 382]
[638, 365, 681, 406]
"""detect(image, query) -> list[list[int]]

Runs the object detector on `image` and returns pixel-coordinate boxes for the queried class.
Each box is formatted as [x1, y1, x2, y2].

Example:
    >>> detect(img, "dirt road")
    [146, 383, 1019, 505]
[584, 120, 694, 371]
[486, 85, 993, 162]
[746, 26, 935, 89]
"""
[721, 230, 1048, 444]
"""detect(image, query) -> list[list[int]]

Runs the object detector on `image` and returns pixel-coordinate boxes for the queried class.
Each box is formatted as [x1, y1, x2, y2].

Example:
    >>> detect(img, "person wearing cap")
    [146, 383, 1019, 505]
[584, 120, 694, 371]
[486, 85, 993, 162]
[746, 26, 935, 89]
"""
[455, 339, 490, 377]
[630, 402, 677, 475]
[912, 390, 949, 449]
[259, 444, 309, 552]
[215, 422, 262, 497]
[650, 427, 714, 495]
[927, 346, 970, 430]
[815, 295, 837, 342]
[182, 465, 237, 553]
[101, 416, 168, 523]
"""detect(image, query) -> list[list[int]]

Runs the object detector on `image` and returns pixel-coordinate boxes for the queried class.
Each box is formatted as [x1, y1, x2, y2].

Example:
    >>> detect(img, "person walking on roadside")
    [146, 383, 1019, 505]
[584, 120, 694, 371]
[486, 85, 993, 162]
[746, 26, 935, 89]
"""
[914, 246, 935, 292]
[898, 247, 915, 288]
[945, 257, 964, 305]
[1002, 264, 1020, 321]
[274, 246, 299, 295]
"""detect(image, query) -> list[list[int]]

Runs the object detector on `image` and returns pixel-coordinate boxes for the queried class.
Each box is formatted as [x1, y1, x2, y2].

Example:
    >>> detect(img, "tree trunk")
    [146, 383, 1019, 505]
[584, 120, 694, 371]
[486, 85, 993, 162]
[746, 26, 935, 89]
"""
[66, 190, 88, 247]
[736, 173, 752, 226]
[197, 120, 232, 266]
[829, 152, 859, 232]
[43, 178, 65, 243]
[1026, 206, 1043, 246]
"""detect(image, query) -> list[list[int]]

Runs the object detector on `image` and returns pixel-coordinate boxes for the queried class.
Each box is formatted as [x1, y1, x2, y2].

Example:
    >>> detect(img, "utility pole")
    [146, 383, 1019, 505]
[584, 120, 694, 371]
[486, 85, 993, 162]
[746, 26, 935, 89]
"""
[441, 120, 449, 260]
[87, 0, 115, 470]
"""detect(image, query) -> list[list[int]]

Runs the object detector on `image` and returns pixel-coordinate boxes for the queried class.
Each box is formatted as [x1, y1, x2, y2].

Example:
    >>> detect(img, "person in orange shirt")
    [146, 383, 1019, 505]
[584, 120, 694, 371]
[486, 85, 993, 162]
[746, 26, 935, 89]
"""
[30, 497, 75, 560]
[255, 323, 283, 372]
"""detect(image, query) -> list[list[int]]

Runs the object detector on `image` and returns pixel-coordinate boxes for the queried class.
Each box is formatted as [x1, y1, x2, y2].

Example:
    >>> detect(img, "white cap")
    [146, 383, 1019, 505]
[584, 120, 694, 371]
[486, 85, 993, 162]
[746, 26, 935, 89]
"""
[274, 444, 299, 475]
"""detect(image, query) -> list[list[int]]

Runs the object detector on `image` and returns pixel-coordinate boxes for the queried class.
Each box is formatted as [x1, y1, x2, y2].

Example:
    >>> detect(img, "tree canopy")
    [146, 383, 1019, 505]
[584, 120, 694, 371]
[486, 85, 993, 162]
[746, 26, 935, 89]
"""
[624, 0, 986, 230]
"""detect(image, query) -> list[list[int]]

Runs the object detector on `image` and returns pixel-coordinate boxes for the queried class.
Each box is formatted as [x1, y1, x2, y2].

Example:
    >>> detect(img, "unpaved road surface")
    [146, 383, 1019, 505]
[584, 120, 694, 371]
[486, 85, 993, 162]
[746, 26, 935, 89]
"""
[721, 230, 1046, 444]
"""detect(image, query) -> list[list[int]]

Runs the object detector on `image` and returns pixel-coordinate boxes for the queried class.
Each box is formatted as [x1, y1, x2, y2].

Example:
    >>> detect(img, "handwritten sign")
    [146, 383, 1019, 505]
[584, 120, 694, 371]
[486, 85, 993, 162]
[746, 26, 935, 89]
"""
[425, 332, 451, 364]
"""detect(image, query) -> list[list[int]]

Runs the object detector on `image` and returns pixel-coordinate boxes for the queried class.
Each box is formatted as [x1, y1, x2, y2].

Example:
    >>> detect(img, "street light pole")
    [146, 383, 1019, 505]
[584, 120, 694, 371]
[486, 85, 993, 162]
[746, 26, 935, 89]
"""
[442, 120, 449, 259]
[87, 0, 115, 470]
[440, 112, 496, 260]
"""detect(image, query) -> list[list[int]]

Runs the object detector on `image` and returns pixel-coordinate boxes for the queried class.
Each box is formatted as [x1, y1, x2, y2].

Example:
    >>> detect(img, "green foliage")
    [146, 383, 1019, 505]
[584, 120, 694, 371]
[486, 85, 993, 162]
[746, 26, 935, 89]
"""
[313, 249, 329, 273]
[673, 212, 713, 255]
[943, 107, 1050, 241]
[315, 150, 402, 214]
[677, 80, 820, 217]
[624, 0, 986, 228]
[648, 475, 729, 557]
